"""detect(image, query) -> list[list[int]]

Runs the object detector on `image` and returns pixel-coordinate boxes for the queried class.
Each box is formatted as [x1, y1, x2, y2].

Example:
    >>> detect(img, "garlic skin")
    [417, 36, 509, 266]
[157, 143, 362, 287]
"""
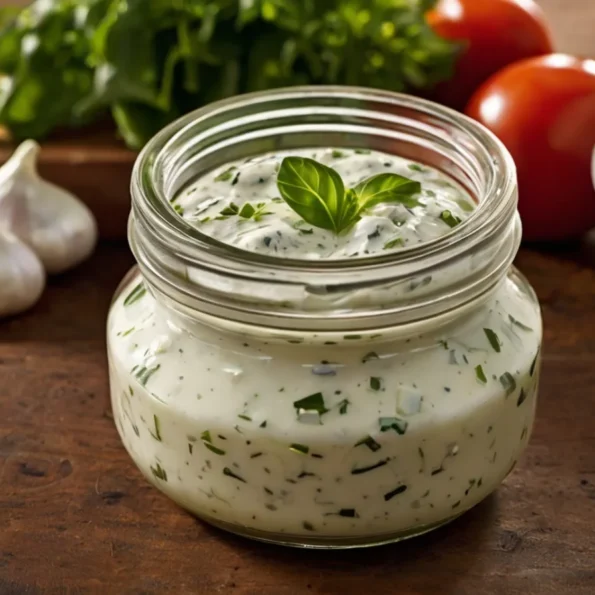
[0, 230, 45, 318]
[0, 140, 97, 274]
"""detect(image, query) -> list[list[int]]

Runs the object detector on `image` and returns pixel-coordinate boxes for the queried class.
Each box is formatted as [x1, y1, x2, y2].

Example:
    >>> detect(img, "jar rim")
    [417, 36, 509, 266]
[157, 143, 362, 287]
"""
[130, 86, 520, 332]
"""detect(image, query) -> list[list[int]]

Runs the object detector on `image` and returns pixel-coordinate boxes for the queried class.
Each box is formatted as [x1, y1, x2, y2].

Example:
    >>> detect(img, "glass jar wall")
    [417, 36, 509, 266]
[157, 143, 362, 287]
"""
[107, 87, 542, 548]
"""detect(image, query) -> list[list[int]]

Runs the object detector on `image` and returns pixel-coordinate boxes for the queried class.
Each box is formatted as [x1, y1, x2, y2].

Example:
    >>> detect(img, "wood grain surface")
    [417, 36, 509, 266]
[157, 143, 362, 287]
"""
[1, 243, 594, 594]
[1, 1, 595, 594]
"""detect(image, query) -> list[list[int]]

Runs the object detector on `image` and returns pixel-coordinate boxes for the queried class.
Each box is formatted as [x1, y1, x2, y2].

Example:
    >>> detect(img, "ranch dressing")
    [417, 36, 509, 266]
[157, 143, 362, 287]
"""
[108, 148, 541, 544]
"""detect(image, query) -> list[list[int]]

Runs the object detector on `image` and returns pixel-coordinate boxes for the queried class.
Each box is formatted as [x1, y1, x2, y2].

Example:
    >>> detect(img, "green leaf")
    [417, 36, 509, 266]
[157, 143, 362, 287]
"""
[277, 157, 359, 233]
[353, 173, 421, 210]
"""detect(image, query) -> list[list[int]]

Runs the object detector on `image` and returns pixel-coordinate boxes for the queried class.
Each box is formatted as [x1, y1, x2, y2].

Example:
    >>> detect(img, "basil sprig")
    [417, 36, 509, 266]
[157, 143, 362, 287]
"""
[277, 157, 421, 234]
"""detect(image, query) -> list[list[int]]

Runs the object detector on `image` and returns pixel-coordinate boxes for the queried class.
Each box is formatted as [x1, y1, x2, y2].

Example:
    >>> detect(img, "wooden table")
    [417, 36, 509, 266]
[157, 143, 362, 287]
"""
[2, 1, 595, 593]
[2, 241, 595, 594]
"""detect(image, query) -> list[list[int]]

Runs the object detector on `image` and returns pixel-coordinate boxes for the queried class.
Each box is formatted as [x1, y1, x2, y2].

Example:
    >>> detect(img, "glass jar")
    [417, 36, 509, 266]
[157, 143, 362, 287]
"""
[107, 87, 542, 549]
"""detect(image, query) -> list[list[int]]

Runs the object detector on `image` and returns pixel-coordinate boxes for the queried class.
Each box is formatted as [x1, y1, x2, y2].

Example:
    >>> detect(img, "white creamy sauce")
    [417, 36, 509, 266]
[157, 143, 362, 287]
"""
[108, 149, 541, 542]
[174, 149, 474, 259]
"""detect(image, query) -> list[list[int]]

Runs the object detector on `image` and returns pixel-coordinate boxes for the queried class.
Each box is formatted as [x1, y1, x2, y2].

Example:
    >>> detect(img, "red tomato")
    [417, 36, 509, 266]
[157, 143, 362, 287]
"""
[427, 0, 553, 110]
[466, 54, 595, 241]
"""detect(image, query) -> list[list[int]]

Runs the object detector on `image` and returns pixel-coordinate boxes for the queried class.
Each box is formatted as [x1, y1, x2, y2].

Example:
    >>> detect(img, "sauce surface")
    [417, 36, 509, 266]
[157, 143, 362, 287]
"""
[173, 149, 475, 259]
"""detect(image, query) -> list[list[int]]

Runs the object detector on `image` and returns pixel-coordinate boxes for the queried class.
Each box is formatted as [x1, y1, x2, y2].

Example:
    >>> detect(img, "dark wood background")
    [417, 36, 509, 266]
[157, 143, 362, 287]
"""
[1, 1, 594, 593]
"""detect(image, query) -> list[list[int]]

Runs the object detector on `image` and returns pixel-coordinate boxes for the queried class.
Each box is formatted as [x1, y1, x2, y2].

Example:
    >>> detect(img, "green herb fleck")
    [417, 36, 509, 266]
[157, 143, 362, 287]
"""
[303, 521, 315, 531]
[219, 203, 239, 216]
[517, 389, 527, 407]
[354, 149, 371, 155]
[238, 414, 252, 422]
[370, 377, 382, 391]
[215, 167, 237, 182]
[223, 467, 246, 482]
[259, 420, 268, 428]
[332, 150, 345, 158]
[338, 509, 358, 518]
[293, 393, 328, 416]
[150, 463, 167, 482]
[509, 314, 533, 332]
[355, 435, 381, 452]
[201, 431, 226, 456]
[383, 236, 405, 250]
[148, 414, 162, 441]
[407, 163, 425, 172]
[344, 334, 362, 340]
[134, 364, 161, 386]
[384, 485, 407, 501]
[351, 459, 388, 475]
[440, 210, 462, 228]
[530, 351, 539, 376]
[475, 365, 487, 384]
[379, 417, 408, 435]
[289, 443, 310, 455]
[338, 399, 350, 415]
[484, 328, 502, 352]
[499, 372, 517, 397]
[362, 351, 379, 363]
[124, 283, 147, 306]
[120, 327, 135, 337]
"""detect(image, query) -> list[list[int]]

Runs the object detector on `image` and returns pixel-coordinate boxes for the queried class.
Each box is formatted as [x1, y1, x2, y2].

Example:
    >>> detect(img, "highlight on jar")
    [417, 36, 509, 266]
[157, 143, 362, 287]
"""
[107, 87, 542, 549]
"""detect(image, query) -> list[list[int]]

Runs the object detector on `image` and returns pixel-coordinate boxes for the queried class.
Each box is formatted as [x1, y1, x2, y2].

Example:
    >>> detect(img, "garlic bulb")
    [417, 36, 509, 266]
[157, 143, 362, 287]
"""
[0, 230, 45, 318]
[0, 140, 97, 274]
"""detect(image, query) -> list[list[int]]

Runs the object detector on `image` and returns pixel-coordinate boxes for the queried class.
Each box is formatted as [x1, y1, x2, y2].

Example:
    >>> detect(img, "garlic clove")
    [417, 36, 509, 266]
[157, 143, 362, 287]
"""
[0, 230, 46, 318]
[0, 140, 98, 274]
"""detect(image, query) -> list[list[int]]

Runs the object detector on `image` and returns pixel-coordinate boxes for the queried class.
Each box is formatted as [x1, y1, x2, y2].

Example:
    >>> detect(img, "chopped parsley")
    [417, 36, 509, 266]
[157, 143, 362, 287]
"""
[338, 399, 350, 415]
[332, 150, 345, 158]
[530, 351, 539, 376]
[383, 237, 404, 250]
[355, 435, 381, 452]
[517, 389, 527, 407]
[148, 414, 162, 441]
[499, 372, 517, 397]
[384, 484, 407, 501]
[293, 393, 328, 417]
[475, 365, 487, 384]
[509, 314, 533, 332]
[223, 467, 246, 482]
[370, 377, 382, 391]
[379, 417, 408, 435]
[214, 166, 237, 182]
[201, 430, 226, 456]
[123, 283, 147, 306]
[351, 459, 388, 475]
[150, 463, 167, 482]
[133, 364, 161, 386]
[440, 210, 461, 228]
[289, 443, 310, 455]
[338, 509, 358, 518]
[483, 328, 502, 353]
[362, 351, 379, 363]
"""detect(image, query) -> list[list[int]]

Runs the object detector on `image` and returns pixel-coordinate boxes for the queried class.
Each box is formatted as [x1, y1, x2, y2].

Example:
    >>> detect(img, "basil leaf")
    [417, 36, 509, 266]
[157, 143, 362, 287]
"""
[277, 157, 359, 233]
[353, 173, 421, 210]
